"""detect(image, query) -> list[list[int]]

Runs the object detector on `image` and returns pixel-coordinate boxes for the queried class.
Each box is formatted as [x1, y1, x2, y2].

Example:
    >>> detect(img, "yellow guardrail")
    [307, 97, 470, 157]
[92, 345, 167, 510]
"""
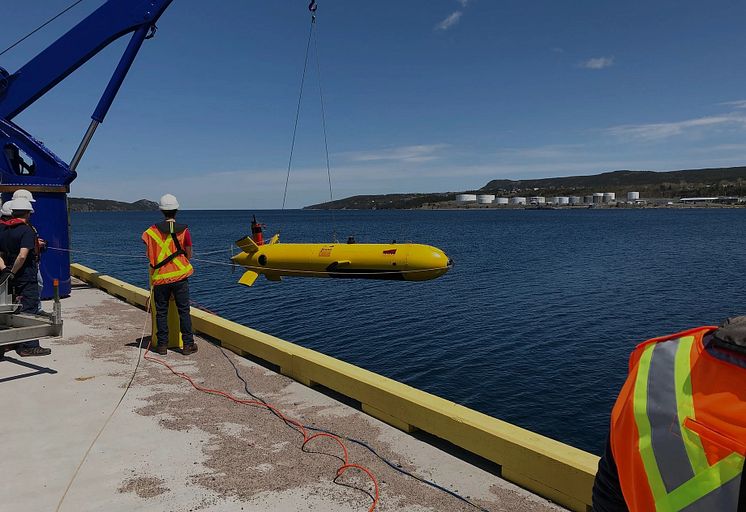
[70, 263, 599, 511]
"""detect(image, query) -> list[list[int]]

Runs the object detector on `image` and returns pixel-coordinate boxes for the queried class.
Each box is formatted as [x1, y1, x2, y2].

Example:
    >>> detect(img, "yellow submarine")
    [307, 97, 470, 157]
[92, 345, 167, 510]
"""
[231, 217, 453, 286]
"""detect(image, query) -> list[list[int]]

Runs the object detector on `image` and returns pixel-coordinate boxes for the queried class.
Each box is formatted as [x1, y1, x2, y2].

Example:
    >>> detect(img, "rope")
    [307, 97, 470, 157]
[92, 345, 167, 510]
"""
[143, 339, 379, 511]
[48, 247, 451, 278]
[194, 247, 232, 257]
[193, 255, 450, 276]
[0, 0, 86, 57]
[281, 16, 315, 212]
[55, 286, 380, 511]
[311, 15, 338, 242]
[55, 285, 153, 512]
[218, 345, 492, 512]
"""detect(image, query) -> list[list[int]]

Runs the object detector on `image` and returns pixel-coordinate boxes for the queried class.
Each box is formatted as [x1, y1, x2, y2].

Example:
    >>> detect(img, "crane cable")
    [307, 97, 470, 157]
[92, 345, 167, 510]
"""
[0, 0, 86, 57]
[281, 1, 338, 241]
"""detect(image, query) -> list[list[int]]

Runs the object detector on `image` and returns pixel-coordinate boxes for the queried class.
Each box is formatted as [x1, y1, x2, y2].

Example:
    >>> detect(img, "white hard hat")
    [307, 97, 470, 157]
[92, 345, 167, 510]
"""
[0, 201, 11, 217]
[12, 189, 35, 202]
[11, 198, 34, 213]
[159, 194, 179, 210]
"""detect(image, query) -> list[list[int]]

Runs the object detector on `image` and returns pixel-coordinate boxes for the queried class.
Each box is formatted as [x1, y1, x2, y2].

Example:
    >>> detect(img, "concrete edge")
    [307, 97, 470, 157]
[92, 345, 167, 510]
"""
[70, 263, 599, 511]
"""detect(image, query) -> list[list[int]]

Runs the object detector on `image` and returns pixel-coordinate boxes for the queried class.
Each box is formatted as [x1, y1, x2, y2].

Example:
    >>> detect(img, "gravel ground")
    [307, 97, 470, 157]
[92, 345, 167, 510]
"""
[53, 281, 565, 512]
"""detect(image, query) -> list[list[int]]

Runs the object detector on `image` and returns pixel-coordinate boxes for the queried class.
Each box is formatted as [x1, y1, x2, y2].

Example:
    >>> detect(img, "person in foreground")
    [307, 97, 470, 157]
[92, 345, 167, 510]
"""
[142, 194, 197, 356]
[592, 317, 746, 511]
[0, 199, 51, 356]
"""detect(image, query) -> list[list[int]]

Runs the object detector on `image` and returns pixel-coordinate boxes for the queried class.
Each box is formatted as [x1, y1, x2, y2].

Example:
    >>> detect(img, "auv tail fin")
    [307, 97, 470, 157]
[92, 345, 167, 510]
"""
[238, 270, 259, 287]
[235, 236, 260, 253]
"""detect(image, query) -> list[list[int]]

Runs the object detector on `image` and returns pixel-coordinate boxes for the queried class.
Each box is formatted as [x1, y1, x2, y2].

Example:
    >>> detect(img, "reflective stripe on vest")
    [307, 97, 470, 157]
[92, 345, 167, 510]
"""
[143, 226, 193, 285]
[632, 336, 745, 511]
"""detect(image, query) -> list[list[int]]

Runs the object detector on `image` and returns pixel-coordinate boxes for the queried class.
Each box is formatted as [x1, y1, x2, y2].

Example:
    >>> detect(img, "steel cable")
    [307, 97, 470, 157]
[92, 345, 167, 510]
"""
[217, 345, 492, 512]
[0, 0, 86, 57]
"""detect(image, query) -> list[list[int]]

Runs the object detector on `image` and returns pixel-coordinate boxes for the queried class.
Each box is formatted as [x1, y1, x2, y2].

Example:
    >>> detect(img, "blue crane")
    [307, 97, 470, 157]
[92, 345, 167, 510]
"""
[0, 0, 176, 298]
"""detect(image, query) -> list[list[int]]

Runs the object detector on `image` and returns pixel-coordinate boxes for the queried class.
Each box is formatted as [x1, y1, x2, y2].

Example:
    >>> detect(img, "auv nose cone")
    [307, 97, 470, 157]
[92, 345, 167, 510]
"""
[403, 245, 452, 281]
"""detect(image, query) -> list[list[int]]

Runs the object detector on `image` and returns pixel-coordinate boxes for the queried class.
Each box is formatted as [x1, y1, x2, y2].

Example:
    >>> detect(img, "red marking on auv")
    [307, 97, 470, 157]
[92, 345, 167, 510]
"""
[383, 249, 397, 255]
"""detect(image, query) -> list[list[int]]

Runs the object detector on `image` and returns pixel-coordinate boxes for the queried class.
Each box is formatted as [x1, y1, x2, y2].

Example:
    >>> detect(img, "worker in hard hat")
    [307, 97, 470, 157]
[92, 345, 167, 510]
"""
[11, 190, 46, 297]
[142, 194, 197, 356]
[0, 200, 13, 221]
[12, 189, 35, 203]
[592, 319, 746, 511]
[0, 198, 51, 356]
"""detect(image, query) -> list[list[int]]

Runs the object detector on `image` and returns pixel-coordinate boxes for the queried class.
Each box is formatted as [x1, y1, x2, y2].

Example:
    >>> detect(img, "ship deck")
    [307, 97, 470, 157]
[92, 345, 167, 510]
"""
[0, 280, 565, 512]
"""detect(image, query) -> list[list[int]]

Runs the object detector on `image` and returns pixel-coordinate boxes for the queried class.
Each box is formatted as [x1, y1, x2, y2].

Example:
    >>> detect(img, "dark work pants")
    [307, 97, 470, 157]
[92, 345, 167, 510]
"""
[15, 278, 41, 350]
[153, 279, 194, 347]
[592, 437, 628, 512]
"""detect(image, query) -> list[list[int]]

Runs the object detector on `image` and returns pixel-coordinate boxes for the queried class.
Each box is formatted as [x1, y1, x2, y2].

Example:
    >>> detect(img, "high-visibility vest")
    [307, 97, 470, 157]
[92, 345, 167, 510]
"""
[142, 221, 193, 286]
[610, 326, 746, 511]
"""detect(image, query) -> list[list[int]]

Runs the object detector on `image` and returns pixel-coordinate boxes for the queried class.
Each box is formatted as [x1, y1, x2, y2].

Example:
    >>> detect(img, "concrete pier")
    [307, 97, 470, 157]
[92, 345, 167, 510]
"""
[0, 280, 566, 512]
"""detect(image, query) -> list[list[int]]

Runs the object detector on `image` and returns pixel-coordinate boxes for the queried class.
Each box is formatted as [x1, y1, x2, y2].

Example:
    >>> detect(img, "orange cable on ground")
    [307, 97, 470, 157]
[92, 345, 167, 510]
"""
[141, 337, 380, 511]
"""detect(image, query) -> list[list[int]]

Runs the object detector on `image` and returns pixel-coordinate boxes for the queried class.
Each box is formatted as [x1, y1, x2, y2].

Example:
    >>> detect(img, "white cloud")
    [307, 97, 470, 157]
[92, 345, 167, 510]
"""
[606, 114, 746, 140]
[494, 144, 586, 160]
[579, 57, 614, 70]
[719, 100, 746, 109]
[74, 136, 746, 209]
[457, 0, 470, 6]
[339, 144, 449, 164]
[703, 143, 746, 152]
[436, 11, 463, 31]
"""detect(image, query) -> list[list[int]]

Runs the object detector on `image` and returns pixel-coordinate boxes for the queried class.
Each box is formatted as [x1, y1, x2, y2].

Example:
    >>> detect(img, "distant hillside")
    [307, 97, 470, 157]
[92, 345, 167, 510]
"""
[69, 198, 159, 212]
[480, 167, 746, 197]
[305, 166, 746, 209]
[305, 193, 456, 210]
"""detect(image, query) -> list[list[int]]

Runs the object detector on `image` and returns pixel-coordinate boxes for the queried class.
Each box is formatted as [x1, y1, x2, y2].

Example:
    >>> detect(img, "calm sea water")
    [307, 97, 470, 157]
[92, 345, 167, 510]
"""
[69, 208, 746, 454]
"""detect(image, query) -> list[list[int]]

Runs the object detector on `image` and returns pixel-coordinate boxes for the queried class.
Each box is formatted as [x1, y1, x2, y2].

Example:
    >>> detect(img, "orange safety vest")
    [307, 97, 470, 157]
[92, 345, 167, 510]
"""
[610, 326, 746, 511]
[142, 221, 193, 286]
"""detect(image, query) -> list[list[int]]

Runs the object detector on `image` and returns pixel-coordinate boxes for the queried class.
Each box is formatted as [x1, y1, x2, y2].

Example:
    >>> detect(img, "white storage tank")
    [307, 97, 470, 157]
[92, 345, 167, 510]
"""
[456, 194, 477, 203]
[510, 196, 527, 205]
[555, 196, 570, 205]
[603, 192, 616, 203]
[528, 196, 546, 204]
[494, 197, 509, 205]
[584, 195, 594, 204]
[627, 191, 640, 201]
[569, 196, 582, 205]
[477, 194, 495, 204]
[592, 193, 604, 204]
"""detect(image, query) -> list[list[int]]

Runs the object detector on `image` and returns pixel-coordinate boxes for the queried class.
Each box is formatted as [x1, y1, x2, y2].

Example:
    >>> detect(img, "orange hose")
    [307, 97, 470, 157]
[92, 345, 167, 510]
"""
[142, 339, 379, 511]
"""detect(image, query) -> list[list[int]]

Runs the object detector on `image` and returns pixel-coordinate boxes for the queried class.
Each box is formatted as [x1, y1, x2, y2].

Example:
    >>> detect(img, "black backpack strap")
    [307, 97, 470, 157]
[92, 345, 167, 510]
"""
[150, 222, 186, 270]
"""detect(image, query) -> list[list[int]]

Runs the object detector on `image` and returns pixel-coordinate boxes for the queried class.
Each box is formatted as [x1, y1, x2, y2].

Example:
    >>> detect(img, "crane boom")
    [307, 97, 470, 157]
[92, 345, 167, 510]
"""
[0, 0, 177, 299]
[0, 0, 173, 120]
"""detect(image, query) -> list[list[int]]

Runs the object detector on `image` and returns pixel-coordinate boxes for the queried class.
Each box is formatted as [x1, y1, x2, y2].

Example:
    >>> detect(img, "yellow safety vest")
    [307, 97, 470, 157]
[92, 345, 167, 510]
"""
[142, 222, 193, 285]
[611, 327, 746, 511]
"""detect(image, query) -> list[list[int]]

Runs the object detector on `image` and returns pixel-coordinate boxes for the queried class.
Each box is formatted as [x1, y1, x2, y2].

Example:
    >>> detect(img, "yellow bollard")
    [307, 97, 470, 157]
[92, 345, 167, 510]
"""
[150, 282, 183, 350]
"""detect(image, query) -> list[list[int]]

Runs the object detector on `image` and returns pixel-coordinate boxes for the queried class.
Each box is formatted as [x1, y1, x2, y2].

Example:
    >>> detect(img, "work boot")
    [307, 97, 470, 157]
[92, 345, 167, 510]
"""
[17, 346, 51, 357]
[155, 344, 168, 356]
[182, 343, 198, 356]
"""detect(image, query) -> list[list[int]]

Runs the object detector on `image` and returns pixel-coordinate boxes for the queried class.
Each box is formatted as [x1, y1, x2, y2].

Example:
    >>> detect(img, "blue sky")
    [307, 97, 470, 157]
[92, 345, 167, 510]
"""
[4, 0, 746, 208]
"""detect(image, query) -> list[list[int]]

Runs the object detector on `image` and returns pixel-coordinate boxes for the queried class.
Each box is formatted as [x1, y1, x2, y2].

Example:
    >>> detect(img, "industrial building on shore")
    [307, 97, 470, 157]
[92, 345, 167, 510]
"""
[456, 191, 644, 206]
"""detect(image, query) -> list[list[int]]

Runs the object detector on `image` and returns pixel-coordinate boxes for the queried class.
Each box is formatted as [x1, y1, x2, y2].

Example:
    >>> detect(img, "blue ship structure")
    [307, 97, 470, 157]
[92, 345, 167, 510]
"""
[0, 0, 174, 298]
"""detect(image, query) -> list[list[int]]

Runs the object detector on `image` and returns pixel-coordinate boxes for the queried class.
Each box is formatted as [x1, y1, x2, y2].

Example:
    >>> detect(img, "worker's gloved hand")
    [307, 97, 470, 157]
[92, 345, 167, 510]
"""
[0, 268, 14, 287]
